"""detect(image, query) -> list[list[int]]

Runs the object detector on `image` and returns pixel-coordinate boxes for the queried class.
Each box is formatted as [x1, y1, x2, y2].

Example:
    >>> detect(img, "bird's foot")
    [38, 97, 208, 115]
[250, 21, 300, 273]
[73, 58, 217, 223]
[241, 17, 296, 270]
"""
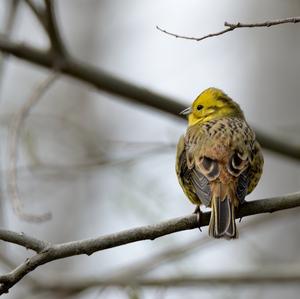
[193, 205, 202, 232]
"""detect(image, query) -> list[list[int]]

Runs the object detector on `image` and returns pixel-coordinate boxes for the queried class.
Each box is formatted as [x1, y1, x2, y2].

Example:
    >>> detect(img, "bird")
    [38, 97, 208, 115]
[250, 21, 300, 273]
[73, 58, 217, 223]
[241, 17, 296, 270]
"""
[176, 87, 263, 239]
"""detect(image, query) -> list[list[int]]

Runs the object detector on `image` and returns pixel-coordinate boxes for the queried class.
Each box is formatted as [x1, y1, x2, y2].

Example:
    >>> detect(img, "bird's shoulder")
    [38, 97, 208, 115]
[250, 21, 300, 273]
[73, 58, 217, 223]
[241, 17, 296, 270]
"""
[183, 117, 262, 185]
[187, 117, 253, 140]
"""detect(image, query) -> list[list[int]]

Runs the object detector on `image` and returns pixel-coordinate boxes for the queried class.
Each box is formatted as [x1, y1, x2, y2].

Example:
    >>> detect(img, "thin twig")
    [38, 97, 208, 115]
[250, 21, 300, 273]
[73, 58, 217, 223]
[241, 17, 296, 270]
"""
[156, 26, 234, 42]
[34, 270, 300, 291]
[157, 16, 300, 41]
[2, 0, 20, 35]
[0, 229, 49, 252]
[0, 37, 298, 160]
[24, 0, 48, 31]
[0, 0, 20, 87]
[0, 0, 20, 230]
[44, 0, 68, 58]
[25, 0, 68, 63]
[0, 192, 299, 294]
[7, 73, 59, 222]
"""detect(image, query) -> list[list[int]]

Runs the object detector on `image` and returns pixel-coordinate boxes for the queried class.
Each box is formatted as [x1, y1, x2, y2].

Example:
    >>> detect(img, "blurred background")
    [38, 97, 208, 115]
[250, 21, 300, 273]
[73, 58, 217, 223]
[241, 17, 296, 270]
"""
[0, 0, 299, 298]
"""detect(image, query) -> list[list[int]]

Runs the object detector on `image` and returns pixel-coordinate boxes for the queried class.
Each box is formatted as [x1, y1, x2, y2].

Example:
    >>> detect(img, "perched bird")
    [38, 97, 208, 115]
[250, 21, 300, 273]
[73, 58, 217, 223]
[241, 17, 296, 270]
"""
[176, 88, 263, 239]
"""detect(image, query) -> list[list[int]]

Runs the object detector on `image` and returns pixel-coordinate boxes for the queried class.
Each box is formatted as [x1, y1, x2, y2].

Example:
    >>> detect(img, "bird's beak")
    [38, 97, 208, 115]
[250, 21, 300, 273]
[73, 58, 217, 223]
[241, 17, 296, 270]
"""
[179, 106, 192, 116]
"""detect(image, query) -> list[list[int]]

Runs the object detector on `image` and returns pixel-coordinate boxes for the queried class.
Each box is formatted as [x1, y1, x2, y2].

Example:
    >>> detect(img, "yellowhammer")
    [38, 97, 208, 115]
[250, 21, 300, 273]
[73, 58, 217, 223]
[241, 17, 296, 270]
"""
[176, 87, 264, 239]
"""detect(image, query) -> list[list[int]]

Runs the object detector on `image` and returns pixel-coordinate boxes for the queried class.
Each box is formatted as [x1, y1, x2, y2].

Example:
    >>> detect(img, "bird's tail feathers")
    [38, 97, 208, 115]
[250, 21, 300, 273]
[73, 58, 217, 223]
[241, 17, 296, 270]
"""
[208, 183, 237, 239]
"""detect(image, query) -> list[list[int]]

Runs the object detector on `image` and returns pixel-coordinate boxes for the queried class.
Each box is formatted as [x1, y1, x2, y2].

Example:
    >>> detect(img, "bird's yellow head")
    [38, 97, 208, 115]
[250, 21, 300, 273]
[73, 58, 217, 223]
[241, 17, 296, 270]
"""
[181, 87, 245, 126]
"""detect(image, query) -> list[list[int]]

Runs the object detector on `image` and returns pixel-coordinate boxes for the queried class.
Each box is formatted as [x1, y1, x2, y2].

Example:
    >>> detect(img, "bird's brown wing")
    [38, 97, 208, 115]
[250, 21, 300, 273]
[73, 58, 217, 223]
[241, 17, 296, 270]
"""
[247, 140, 264, 194]
[176, 135, 211, 206]
[177, 118, 263, 208]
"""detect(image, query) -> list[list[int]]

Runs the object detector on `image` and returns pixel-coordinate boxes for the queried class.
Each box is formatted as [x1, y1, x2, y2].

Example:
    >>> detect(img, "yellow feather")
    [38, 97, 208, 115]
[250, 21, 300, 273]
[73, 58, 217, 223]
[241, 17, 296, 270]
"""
[187, 87, 244, 126]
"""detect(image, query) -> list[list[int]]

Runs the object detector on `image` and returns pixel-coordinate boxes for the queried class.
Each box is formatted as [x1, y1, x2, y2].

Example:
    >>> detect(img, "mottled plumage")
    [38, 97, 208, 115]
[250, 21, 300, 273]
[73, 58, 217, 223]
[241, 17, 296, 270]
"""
[176, 88, 263, 239]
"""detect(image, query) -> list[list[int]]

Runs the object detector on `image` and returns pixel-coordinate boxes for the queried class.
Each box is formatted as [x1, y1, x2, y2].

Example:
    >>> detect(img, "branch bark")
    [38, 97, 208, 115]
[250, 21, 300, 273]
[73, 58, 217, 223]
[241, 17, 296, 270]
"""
[0, 230, 48, 252]
[0, 37, 299, 160]
[157, 16, 300, 41]
[0, 192, 299, 294]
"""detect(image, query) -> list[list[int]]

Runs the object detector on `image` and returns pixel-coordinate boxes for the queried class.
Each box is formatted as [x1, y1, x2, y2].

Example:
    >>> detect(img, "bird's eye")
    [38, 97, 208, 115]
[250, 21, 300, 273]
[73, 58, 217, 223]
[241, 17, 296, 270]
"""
[197, 104, 203, 111]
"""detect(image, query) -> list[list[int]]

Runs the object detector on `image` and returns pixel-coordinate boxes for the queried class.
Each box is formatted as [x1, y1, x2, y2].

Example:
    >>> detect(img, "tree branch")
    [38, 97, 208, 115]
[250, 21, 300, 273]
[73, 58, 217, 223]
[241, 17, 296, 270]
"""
[0, 230, 48, 253]
[0, 0, 20, 88]
[156, 25, 234, 42]
[157, 16, 300, 41]
[0, 192, 299, 294]
[0, 37, 299, 160]
[44, 0, 68, 58]
[105, 205, 300, 283]
[16, 208, 300, 294]
[35, 270, 300, 292]
[7, 73, 58, 222]
[24, 0, 68, 59]
[24, 0, 48, 31]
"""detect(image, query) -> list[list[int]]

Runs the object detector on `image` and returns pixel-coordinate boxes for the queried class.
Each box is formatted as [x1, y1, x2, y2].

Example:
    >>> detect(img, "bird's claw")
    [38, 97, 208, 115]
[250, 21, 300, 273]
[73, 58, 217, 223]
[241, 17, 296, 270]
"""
[193, 205, 202, 232]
